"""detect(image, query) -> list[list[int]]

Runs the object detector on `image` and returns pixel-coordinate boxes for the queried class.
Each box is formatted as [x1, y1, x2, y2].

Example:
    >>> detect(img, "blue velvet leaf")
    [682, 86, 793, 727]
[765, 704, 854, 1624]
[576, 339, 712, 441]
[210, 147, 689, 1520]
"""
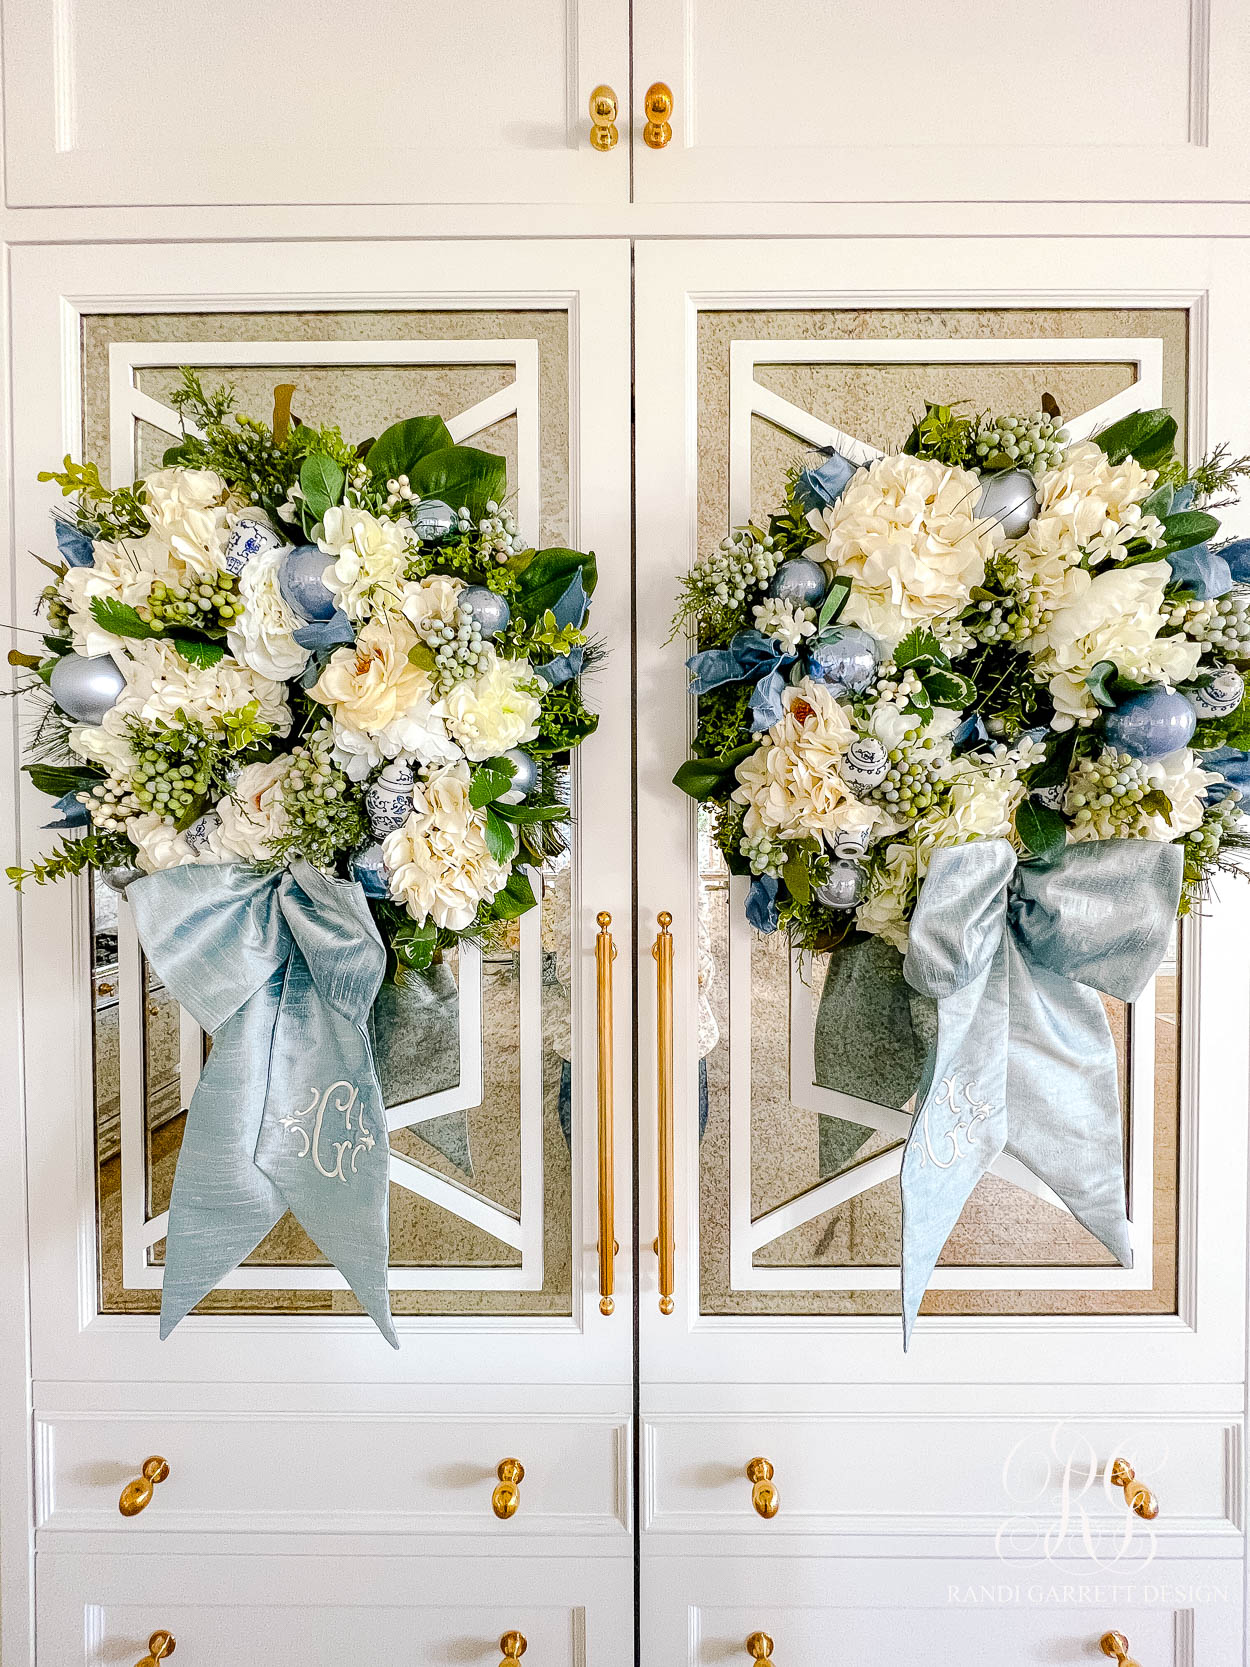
[1166, 541, 1233, 600]
[293, 611, 354, 649]
[745, 874, 780, 933]
[53, 517, 96, 568]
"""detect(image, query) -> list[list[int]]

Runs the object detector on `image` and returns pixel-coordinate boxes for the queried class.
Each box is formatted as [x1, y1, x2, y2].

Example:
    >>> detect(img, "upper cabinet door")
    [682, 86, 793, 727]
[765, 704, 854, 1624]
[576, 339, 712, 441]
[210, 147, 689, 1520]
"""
[2, 2, 629, 206]
[631, 0, 1250, 203]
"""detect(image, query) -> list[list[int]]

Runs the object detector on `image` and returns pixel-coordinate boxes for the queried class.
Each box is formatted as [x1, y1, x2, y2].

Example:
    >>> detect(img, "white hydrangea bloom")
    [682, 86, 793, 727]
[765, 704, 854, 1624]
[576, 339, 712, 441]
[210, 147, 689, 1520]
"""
[1142, 749, 1217, 841]
[226, 543, 310, 682]
[382, 759, 512, 931]
[855, 840, 918, 952]
[1027, 440, 1162, 564]
[139, 466, 234, 577]
[60, 530, 200, 656]
[913, 758, 1026, 861]
[319, 506, 412, 621]
[214, 757, 293, 862]
[125, 810, 223, 874]
[443, 645, 543, 761]
[107, 638, 292, 736]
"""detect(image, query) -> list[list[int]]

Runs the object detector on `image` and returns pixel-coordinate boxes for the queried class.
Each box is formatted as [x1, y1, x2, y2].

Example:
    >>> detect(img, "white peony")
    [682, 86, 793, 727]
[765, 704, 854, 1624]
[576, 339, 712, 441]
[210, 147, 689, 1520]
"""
[109, 638, 292, 736]
[443, 646, 543, 761]
[311, 614, 458, 779]
[319, 506, 412, 621]
[811, 454, 1000, 650]
[226, 543, 310, 682]
[732, 680, 882, 845]
[1035, 561, 1202, 729]
[855, 840, 918, 952]
[1028, 440, 1161, 564]
[140, 466, 234, 576]
[401, 574, 464, 641]
[215, 757, 293, 862]
[382, 759, 512, 931]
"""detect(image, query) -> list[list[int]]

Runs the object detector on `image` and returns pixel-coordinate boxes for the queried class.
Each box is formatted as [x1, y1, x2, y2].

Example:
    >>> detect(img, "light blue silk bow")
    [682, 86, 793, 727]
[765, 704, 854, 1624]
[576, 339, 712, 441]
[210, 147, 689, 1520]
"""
[126, 860, 398, 1347]
[894, 838, 1181, 1347]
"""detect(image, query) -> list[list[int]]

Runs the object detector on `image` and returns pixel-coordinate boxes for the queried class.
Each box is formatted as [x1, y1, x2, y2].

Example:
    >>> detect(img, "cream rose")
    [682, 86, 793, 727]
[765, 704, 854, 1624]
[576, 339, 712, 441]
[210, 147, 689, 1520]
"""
[215, 757, 292, 862]
[311, 615, 457, 778]
[732, 680, 881, 845]
[400, 574, 464, 641]
[319, 506, 411, 621]
[443, 646, 543, 761]
[226, 543, 309, 682]
[382, 759, 512, 930]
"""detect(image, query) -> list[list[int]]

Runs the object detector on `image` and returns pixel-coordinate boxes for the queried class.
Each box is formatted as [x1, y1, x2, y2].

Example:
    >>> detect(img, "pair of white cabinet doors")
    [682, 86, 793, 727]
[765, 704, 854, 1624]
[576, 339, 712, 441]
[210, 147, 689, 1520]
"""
[4, 235, 1250, 1664]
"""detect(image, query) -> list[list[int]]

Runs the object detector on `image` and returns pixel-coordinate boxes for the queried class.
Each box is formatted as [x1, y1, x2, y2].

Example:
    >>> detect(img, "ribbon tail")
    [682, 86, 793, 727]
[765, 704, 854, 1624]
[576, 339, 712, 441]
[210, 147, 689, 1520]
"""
[158, 978, 287, 1339]
[813, 935, 936, 1110]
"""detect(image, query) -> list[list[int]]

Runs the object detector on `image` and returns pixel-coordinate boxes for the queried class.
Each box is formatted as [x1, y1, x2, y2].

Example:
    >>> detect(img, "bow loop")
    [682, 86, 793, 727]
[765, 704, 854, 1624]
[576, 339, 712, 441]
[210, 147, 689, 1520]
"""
[903, 840, 1016, 999]
[279, 861, 386, 1024]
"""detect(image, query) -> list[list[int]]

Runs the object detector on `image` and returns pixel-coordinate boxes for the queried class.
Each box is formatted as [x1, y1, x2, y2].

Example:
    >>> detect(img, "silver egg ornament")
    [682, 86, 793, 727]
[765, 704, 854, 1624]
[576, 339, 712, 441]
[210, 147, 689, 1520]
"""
[277, 544, 337, 622]
[459, 584, 511, 639]
[767, 557, 827, 609]
[223, 515, 284, 577]
[49, 652, 127, 724]
[102, 865, 144, 893]
[351, 842, 391, 900]
[365, 762, 417, 836]
[814, 859, 868, 910]
[806, 627, 880, 695]
[1188, 666, 1245, 720]
[499, 747, 539, 805]
[411, 498, 457, 543]
[975, 468, 1039, 540]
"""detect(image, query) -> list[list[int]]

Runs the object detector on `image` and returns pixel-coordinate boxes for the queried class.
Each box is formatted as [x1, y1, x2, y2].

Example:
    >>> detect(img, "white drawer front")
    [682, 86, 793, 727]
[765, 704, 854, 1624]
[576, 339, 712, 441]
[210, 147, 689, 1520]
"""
[36, 1413, 628, 1537]
[644, 1415, 1241, 1539]
[37, 1551, 632, 1667]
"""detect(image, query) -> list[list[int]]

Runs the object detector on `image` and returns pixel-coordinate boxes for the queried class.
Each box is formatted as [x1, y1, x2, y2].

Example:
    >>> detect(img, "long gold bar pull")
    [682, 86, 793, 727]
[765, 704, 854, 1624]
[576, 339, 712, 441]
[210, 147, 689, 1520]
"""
[595, 911, 617, 1316]
[653, 912, 676, 1314]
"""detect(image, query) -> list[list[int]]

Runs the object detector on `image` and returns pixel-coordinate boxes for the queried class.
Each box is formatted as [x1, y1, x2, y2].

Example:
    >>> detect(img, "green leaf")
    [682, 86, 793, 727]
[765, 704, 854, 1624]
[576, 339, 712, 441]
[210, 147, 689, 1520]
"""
[24, 762, 100, 798]
[364, 417, 454, 487]
[1141, 483, 1175, 521]
[893, 627, 946, 671]
[1028, 727, 1077, 791]
[782, 856, 811, 905]
[489, 869, 538, 921]
[511, 547, 598, 623]
[672, 742, 757, 801]
[483, 804, 517, 864]
[1084, 660, 1118, 710]
[922, 668, 976, 710]
[299, 453, 345, 524]
[1156, 509, 1221, 553]
[409, 445, 507, 522]
[469, 756, 516, 808]
[1016, 799, 1067, 861]
[170, 636, 225, 668]
[903, 686, 933, 725]
[1140, 789, 1173, 823]
[88, 596, 162, 641]
[1094, 409, 1178, 471]
[493, 803, 569, 825]
[816, 576, 851, 631]
[406, 641, 438, 673]
[390, 919, 438, 971]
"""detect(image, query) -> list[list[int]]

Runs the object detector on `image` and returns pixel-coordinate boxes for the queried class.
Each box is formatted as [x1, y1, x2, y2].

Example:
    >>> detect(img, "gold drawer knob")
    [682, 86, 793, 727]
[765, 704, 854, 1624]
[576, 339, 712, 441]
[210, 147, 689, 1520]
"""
[1101, 1631, 1142, 1666]
[746, 1633, 774, 1662]
[136, 1632, 175, 1667]
[1110, 1458, 1159, 1520]
[745, 1456, 779, 1519]
[119, 1456, 170, 1517]
[643, 81, 674, 148]
[500, 1632, 527, 1665]
[588, 84, 619, 151]
[492, 1457, 524, 1519]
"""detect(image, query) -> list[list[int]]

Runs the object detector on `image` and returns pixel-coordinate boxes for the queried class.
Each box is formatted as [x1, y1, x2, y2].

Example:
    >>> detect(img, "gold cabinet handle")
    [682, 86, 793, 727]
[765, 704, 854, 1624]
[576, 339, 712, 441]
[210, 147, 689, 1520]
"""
[1101, 1632, 1142, 1666]
[596, 911, 618, 1315]
[588, 84, 619, 151]
[119, 1455, 170, 1517]
[746, 1457, 779, 1519]
[499, 1634, 527, 1665]
[652, 912, 675, 1315]
[643, 82, 674, 148]
[492, 1457, 524, 1519]
[136, 1632, 175, 1667]
[746, 1633, 774, 1663]
[1110, 1457, 1159, 1520]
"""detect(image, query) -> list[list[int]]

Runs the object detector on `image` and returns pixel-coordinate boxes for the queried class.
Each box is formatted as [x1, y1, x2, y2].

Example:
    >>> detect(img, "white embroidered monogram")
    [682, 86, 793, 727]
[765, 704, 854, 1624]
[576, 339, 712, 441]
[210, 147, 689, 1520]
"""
[281, 1081, 376, 1183]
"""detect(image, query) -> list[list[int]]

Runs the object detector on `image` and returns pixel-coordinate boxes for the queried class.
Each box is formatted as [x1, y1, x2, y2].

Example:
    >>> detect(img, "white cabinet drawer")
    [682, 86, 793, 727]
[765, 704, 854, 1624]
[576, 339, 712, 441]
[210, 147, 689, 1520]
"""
[643, 1414, 1241, 1539]
[37, 1551, 632, 1667]
[36, 1412, 629, 1537]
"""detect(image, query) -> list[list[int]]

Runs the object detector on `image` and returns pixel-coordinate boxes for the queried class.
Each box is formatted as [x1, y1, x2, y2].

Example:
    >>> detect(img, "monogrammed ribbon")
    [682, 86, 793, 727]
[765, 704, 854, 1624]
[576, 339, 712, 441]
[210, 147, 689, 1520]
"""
[127, 860, 397, 1346]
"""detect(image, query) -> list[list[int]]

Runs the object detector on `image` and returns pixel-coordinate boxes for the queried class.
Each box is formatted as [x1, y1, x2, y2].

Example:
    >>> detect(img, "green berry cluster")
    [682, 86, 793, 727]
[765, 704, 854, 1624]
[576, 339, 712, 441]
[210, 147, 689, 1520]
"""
[974, 411, 1068, 476]
[674, 529, 780, 647]
[147, 569, 240, 632]
[740, 828, 786, 877]
[869, 733, 945, 814]
[431, 606, 486, 693]
[1169, 591, 1250, 661]
[124, 718, 215, 822]
[274, 724, 367, 869]
[467, 500, 521, 564]
[967, 556, 1049, 646]
[1063, 749, 1156, 838]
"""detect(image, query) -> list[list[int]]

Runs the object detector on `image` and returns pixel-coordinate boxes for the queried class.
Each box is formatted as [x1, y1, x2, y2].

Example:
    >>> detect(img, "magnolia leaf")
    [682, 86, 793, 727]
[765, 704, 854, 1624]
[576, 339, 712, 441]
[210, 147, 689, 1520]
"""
[1028, 727, 1077, 791]
[271, 383, 296, 446]
[25, 762, 101, 798]
[1094, 408, 1178, 471]
[299, 453, 345, 524]
[1140, 789, 1174, 823]
[489, 868, 538, 920]
[483, 804, 517, 864]
[1157, 509, 1221, 553]
[364, 417, 453, 487]
[409, 445, 506, 521]
[672, 742, 756, 801]
[782, 856, 811, 905]
[88, 596, 162, 640]
[1015, 799, 1067, 861]
[494, 803, 569, 825]
[512, 547, 598, 623]
[406, 641, 438, 672]
[1084, 660, 1118, 710]
[469, 756, 516, 809]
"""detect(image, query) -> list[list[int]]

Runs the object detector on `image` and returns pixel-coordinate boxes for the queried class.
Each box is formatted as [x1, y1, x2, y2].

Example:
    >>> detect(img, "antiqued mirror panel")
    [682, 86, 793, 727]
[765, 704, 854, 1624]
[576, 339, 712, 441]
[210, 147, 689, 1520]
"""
[87, 314, 576, 1318]
[694, 308, 1189, 1318]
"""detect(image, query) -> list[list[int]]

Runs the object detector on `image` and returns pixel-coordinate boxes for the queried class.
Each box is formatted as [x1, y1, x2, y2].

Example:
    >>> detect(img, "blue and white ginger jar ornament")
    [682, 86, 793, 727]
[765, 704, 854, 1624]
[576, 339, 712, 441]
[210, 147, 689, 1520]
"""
[1187, 667, 1244, 721]
[365, 761, 416, 835]
[223, 515, 284, 577]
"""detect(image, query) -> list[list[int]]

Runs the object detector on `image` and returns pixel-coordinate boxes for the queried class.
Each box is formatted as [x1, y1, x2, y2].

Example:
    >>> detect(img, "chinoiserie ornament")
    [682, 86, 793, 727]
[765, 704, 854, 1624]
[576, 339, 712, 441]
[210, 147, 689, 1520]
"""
[767, 556, 827, 608]
[184, 811, 222, 855]
[1103, 687, 1196, 759]
[459, 584, 511, 639]
[1032, 782, 1065, 811]
[831, 822, 872, 859]
[1188, 666, 1245, 720]
[411, 498, 457, 542]
[839, 736, 889, 793]
[350, 841, 390, 899]
[223, 514, 285, 577]
[806, 626, 879, 695]
[498, 747, 538, 804]
[365, 761, 417, 835]
[975, 467, 1039, 540]
[277, 544, 337, 621]
[814, 858, 868, 909]
[48, 652, 126, 724]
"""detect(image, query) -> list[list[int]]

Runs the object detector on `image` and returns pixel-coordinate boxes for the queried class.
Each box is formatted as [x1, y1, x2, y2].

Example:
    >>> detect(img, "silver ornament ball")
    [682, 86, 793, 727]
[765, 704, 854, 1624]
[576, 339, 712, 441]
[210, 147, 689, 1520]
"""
[459, 584, 511, 639]
[1188, 666, 1245, 721]
[277, 544, 337, 622]
[499, 747, 539, 805]
[101, 865, 144, 893]
[806, 627, 880, 695]
[814, 859, 868, 910]
[412, 498, 458, 542]
[975, 468, 1039, 540]
[351, 842, 391, 900]
[49, 652, 127, 725]
[767, 557, 827, 609]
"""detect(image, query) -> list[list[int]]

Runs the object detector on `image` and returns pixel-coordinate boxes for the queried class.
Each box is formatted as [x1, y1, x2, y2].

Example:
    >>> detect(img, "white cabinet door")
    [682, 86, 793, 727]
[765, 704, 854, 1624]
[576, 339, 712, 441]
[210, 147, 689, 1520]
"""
[7, 238, 633, 1392]
[2, 2, 629, 207]
[634, 235, 1250, 1396]
[631, 1, 1250, 204]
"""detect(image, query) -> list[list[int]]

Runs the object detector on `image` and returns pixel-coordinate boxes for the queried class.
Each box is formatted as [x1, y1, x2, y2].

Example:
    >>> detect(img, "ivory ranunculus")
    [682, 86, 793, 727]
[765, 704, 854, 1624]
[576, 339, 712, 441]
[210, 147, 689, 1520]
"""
[383, 760, 512, 930]
[215, 757, 292, 862]
[732, 680, 881, 845]
[1142, 749, 1218, 841]
[310, 615, 457, 778]
[226, 543, 309, 682]
[443, 646, 543, 761]
[319, 506, 412, 621]
[855, 839, 918, 951]
[812, 454, 1000, 650]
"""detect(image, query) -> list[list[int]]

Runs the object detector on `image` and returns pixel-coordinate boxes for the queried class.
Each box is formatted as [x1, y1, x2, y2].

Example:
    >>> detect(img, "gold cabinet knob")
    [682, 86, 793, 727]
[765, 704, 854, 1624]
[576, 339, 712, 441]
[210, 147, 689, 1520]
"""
[1110, 1458, 1159, 1520]
[643, 82, 674, 148]
[136, 1632, 175, 1667]
[499, 1633, 527, 1665]
[746, 1633, 774, 1662]
[588, 84, 619, 151]
[745, 1456, 779, 1519]
[1101, 1631, 1142, 1666]
[492, 1458, 524, 1519]
[119, 1456, 170, 1517]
